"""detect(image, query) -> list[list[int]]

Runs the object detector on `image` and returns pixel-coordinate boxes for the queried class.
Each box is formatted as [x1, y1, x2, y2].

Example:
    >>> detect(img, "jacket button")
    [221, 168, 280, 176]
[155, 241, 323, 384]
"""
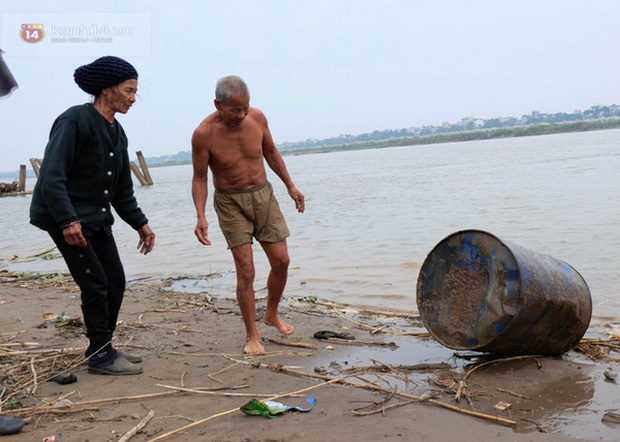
[109, 152, 114, 157]
[101, 207, 107, 212]
[107, 171, 113, 176]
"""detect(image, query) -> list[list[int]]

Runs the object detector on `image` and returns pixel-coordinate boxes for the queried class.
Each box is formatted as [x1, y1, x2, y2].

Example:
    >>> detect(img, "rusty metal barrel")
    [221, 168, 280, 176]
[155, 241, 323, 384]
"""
[416, 230, 592, 355]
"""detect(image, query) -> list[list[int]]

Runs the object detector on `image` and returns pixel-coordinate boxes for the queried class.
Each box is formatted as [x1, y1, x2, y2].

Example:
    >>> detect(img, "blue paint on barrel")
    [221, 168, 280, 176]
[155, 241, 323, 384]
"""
[416, 230, 592, 355]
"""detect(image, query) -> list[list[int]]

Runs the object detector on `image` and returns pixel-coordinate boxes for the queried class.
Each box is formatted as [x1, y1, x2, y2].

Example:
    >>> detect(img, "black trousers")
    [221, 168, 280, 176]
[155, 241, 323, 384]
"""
[47, 228, 126, 357]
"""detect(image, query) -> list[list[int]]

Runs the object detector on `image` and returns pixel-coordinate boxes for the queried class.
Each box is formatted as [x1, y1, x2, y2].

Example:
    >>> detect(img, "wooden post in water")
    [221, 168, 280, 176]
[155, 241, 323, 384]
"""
[129, 161, 148, 186]
[18, 165, 26, 192]
[30, 158, 42, 178]
[136, 151, 153, 185]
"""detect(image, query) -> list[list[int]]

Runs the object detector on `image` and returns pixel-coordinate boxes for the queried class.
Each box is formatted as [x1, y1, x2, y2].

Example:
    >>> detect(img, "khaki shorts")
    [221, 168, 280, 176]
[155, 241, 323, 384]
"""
[214, 182, 290, 249]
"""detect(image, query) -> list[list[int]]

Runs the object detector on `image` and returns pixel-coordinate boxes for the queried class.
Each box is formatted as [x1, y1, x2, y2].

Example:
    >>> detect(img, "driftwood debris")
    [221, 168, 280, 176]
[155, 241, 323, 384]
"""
[267, 364, 516, 426]
[0, 180, 20, 194]
[0, 165, 27, 196]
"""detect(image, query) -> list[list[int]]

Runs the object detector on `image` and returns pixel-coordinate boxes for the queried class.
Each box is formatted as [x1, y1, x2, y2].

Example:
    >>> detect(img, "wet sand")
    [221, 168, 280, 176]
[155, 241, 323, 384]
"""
[1, 278, 619, 442]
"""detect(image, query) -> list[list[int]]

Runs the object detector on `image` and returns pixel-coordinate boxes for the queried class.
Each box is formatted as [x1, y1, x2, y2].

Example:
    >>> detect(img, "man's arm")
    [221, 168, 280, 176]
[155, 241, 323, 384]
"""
[258, 111, 305, 213]
[191, 126, 212, 245]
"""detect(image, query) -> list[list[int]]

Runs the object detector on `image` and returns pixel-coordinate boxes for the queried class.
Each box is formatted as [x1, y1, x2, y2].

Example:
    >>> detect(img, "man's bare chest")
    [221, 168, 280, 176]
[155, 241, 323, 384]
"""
[210, 131, 264, 165]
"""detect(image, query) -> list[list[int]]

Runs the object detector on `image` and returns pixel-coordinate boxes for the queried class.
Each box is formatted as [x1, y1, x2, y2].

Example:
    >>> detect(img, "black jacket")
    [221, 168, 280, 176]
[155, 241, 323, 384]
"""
[30, 103, 147, 235]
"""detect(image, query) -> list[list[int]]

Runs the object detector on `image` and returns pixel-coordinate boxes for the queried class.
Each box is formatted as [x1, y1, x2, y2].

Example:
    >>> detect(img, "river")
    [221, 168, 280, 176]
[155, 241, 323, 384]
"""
[1, 129, 619, 321]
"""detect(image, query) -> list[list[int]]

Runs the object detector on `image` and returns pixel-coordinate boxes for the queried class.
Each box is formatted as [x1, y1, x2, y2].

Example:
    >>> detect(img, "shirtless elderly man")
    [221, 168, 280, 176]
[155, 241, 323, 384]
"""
[191, 75, 305, 354]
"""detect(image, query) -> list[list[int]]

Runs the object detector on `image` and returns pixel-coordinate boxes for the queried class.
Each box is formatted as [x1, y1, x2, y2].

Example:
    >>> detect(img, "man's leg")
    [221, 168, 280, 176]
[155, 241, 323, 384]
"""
[231, 244, 264, 354]
[259, 240, 294, 336]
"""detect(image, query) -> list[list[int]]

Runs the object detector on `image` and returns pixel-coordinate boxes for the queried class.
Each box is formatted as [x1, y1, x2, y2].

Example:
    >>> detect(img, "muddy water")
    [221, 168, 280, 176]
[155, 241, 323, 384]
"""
[3, 129, 619, 319]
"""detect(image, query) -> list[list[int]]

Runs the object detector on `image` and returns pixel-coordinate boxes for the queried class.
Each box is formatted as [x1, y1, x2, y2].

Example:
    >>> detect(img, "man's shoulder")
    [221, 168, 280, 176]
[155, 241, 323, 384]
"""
[248, 107, 267, 122]
[193, 114, 217, 135]
[192, 114, 218, 150]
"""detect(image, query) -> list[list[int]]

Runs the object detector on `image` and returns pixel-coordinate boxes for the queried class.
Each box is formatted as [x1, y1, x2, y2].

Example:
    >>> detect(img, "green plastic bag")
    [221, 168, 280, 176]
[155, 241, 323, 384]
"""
[240, 398, 316, 419]
[239, 399, 286, 419]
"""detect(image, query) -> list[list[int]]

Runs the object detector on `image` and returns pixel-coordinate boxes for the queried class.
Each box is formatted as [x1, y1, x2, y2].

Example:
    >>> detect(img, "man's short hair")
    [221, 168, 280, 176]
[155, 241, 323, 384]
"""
[215, 75, 249, 104]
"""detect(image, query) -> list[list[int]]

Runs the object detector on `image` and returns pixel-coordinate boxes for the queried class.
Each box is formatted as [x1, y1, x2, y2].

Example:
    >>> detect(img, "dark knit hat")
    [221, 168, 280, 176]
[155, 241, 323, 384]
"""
[73, 56, 138, 95]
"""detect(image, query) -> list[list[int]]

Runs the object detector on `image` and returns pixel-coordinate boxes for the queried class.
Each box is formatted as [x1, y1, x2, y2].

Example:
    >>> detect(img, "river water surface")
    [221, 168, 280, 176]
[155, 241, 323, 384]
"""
[1, 129, 619, 321]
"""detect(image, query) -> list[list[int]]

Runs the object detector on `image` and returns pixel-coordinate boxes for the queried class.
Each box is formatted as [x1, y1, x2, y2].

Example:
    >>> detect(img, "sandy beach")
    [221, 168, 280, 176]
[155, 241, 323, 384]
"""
[1, 272, 619, 442]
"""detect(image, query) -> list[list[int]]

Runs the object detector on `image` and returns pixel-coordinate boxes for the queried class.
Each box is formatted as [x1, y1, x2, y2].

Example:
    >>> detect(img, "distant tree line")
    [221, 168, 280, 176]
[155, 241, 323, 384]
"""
[140, 104, 620, 167]
[278, 104, 620, 151]
[283, 118, 620, 155]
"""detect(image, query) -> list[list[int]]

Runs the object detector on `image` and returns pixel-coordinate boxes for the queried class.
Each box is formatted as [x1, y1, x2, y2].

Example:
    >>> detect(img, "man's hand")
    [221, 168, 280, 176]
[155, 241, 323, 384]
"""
[63, 221, 87, 247]
[137, 224, 155, 255]
[195, 218, 211, 245]
[288, 187, 305, 213]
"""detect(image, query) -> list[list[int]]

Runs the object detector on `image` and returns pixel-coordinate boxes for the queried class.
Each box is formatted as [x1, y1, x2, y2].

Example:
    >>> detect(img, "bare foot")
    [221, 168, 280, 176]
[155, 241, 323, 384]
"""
[243, 337, 265, 355]
[263, 315, 295, 336]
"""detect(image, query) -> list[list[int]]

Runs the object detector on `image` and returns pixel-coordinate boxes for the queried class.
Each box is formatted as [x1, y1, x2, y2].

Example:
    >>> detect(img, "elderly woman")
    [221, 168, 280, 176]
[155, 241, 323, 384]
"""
[30, 56, 155, 375]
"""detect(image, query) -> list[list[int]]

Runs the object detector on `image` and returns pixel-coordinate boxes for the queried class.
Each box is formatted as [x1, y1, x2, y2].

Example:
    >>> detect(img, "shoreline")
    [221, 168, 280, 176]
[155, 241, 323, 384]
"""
[1, 276, 619, 441]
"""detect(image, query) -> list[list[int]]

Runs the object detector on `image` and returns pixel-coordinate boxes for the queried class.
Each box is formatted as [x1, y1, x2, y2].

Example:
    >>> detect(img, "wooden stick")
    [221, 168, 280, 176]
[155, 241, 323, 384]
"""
[352, 399, 418, 416]
[344, 362, 452, 374]
[136, 151, 153, 185]
[29, 157, 41, 178]
[129, 161, 148, 185]
[29, 357, 38, 394]
[497, 387, 531, 400]
[147, 376, 349, 441]
[156, 384, 299, 398]
[208, 362, 239, 383]
[18, 165, 26, 192]
[167, 350, 310, 357]
[331, 307, 429, 336]
[4, 386, 249, 415]
[311, 300, 420, 320]
[266, 337, 317, 349]
[456, 355, 541, 400]
[118, 410, 155, 442]
[463, 355, 542, 381]
[333, 307, 383, 333]
[325, 337, 397, 347]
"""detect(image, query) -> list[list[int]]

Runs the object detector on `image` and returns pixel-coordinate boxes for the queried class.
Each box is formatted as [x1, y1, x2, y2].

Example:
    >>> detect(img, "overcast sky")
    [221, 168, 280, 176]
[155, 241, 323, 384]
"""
[1, 0, 619, 172]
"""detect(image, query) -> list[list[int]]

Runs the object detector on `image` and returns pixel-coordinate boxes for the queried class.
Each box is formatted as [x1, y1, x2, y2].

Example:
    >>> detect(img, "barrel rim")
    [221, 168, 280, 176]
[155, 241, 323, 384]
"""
[416, 229, 522, 350]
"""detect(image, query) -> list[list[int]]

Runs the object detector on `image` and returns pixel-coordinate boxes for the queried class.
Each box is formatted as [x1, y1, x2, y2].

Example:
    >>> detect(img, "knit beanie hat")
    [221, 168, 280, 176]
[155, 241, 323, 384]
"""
[73, 56, 138, 95]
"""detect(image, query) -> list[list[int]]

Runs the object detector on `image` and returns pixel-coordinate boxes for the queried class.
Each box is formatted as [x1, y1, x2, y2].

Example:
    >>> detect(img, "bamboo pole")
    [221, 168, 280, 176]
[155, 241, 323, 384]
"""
[129, 161, 148, 186]
[136, 151, 153, 185]
[29, 158, 41, 178]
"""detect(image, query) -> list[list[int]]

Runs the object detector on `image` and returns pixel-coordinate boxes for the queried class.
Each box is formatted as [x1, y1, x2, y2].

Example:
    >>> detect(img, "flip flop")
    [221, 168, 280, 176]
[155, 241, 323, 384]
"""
[313, 330, 355, 340]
